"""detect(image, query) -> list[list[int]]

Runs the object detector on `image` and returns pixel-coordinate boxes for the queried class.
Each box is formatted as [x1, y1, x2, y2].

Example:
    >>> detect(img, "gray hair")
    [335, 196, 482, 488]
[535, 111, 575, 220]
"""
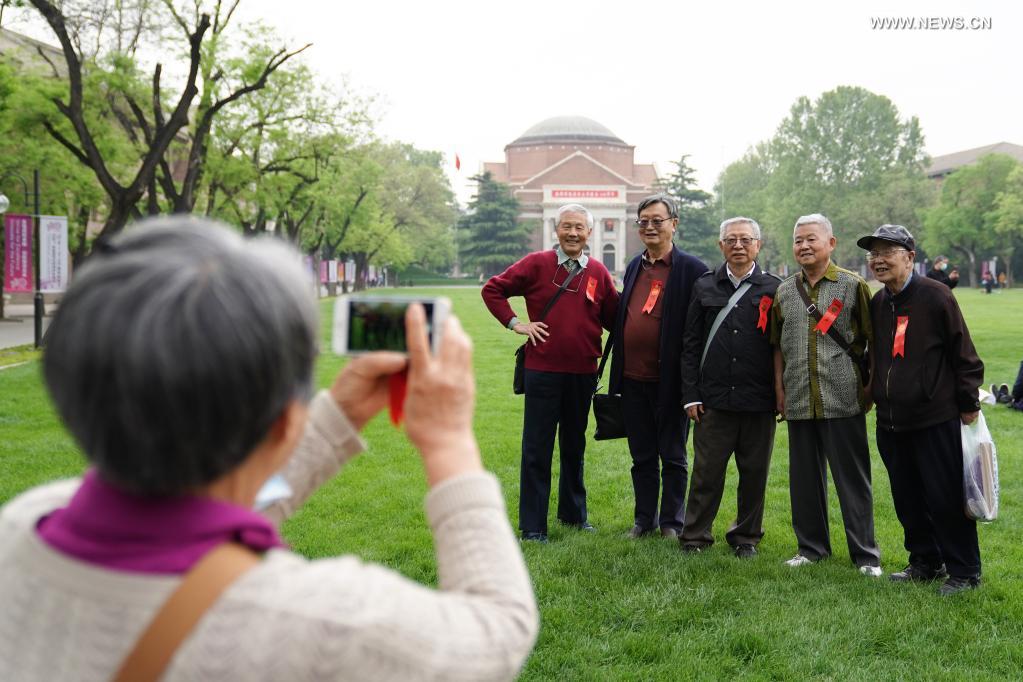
[43, 216, 318, 496]
[637, 193, 679, 220]
[556, 203, 594, 229]
[793, 213, 833, 238]
[719, 216, 761, 240]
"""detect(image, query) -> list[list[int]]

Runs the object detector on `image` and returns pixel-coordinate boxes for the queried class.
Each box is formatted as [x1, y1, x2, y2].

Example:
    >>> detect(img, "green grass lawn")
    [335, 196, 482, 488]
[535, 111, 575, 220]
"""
[2, 286, 1022, 679]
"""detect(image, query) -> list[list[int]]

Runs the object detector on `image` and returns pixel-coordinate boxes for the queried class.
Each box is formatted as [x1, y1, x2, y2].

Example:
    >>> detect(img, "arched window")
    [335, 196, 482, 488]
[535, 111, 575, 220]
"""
[602, 244, 616, 272]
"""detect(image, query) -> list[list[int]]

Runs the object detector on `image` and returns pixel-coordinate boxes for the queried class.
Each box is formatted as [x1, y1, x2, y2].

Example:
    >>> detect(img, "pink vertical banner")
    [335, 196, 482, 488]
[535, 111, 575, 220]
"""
[319, 259, 328, 284]
[4, 214, 33, 293]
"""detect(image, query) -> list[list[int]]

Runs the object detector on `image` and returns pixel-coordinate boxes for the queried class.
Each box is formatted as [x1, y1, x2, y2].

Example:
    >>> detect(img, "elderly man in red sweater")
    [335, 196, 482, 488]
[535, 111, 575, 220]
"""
[482, 204, 619, 543]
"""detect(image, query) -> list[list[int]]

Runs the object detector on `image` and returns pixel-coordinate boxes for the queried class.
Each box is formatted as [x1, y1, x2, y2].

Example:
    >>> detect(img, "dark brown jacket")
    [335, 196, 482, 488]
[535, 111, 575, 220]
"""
[869, 274, 983, 431]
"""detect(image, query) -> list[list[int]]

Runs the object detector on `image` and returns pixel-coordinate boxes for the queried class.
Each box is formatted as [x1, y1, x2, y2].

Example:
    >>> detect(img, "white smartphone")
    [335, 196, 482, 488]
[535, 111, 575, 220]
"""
[332, 295, 451, 355]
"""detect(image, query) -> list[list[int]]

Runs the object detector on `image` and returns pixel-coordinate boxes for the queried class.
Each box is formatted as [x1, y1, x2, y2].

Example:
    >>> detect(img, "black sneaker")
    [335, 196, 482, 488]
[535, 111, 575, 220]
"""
[734, 544, 758, 559]
[998, 383, 1012, 404]
[521, 532, 548, 544]
[889, 563, 948, 582]
[939, 575, 981, 596]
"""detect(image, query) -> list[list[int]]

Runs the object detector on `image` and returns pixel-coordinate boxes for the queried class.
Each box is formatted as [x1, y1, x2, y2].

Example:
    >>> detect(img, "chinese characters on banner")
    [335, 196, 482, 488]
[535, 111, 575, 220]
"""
[3, 214, 32, 293]
[40, 215, 69, 293]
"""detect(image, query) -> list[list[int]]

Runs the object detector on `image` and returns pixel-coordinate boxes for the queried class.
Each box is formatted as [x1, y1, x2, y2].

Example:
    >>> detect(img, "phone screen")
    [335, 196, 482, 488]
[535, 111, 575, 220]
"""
[347, 300, 434, 352]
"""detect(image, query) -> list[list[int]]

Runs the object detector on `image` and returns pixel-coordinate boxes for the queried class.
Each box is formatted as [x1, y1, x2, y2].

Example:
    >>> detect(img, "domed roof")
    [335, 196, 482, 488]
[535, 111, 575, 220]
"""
[511, 116, 625, 145]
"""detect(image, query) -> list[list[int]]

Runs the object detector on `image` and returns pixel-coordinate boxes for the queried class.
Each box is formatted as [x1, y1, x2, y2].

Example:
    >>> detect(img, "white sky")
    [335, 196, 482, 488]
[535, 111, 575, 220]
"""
[12, 1, 1022, 204]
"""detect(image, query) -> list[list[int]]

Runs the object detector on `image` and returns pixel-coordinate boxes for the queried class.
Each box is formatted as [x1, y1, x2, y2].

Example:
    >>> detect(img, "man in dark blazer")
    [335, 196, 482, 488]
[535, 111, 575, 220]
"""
[609, 194, 709, 538]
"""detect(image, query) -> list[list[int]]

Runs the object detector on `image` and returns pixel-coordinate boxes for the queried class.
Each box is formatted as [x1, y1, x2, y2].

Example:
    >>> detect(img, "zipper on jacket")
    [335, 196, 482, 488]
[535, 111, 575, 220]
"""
[885, 297, 895, 430]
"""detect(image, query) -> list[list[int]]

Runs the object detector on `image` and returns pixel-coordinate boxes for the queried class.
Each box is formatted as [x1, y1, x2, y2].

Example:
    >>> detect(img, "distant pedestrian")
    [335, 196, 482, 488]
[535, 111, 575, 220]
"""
[925, 256, 958, 290]
[982, 271, 994, 294]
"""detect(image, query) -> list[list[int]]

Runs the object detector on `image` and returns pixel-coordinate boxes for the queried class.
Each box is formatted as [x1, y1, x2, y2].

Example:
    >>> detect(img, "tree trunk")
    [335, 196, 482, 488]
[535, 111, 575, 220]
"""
[353, 253, 369, 291]
[952, 246, 977, 288]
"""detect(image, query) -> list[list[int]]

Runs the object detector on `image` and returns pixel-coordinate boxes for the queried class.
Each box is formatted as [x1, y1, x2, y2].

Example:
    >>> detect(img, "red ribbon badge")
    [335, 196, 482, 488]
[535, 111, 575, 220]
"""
[388, 368, 408, 426]
[757, 296, 772, 333]
[814, 298, 843, 335]
[642, 280, 663, 314]
[586, 276, 597, 302]
[893, 315, 909, 358]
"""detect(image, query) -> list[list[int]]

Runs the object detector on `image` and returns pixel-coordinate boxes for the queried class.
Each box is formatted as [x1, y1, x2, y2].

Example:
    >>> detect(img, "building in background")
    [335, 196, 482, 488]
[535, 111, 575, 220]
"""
[484, 116, 657, 274]
[927, 142, 1023, 181]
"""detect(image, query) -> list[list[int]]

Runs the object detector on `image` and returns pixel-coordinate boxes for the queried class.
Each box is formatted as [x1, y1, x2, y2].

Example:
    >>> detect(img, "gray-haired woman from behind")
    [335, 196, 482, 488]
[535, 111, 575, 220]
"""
[0, 217, 538, 681]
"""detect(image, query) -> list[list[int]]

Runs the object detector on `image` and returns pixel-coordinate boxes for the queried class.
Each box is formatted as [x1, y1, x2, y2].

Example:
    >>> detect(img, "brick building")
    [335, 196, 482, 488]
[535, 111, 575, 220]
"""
[483, 116, 657, 274]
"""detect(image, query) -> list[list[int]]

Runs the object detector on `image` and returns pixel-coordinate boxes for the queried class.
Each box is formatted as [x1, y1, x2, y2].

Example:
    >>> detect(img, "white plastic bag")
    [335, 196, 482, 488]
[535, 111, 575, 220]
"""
[961, 411, 998, 521]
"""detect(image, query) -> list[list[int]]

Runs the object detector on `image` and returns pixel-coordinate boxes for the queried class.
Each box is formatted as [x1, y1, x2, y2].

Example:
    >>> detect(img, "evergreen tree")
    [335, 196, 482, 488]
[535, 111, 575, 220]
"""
[656, 155, 718, 263]
[458, 171, 529, 278]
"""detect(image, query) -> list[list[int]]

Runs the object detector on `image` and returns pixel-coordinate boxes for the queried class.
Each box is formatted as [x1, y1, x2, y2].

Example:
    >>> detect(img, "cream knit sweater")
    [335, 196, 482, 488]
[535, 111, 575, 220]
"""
[0, 391, 538, 681]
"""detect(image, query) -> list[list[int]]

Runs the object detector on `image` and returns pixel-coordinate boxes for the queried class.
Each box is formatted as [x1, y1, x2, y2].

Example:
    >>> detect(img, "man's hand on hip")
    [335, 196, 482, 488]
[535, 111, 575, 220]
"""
[961, 410, 979, 425]
[514, 321, 549, 346]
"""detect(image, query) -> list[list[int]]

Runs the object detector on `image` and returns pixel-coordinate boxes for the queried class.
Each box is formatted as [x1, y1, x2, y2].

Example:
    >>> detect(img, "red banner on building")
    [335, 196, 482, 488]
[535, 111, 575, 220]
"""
[551, 189, 619, 199]
[4, 214, 33, 293]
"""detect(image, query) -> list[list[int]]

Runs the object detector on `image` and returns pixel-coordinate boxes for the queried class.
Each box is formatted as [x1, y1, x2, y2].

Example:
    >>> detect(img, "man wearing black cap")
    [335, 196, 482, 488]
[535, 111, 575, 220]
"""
[859, 224, 985, 596]
[925, 255, 959, 290]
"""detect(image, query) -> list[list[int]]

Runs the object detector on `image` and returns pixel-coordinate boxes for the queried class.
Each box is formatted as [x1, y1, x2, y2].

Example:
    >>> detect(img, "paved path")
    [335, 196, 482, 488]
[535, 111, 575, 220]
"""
[0, 304, 53, 350]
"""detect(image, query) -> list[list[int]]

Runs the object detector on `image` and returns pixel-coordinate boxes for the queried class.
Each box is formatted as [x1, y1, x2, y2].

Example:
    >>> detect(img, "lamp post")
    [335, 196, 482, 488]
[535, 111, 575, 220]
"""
[0, 169, 44, 348]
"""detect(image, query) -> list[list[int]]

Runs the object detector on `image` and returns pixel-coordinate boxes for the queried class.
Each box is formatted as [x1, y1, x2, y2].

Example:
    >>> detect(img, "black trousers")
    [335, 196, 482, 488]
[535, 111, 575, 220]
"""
[681, 409, 775, 548]
[519, 369, 597, 534]
[787, 415, 880, 566]
[622, 378, 689, 531]
[877, 416, 981, 578]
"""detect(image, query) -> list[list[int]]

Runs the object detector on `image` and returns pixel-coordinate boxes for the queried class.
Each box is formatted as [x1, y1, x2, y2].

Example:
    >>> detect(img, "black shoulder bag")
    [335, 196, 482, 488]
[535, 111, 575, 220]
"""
[793, 277, 870, 386]
[513, 262, 582, 394]
[592, 332, 626, 440]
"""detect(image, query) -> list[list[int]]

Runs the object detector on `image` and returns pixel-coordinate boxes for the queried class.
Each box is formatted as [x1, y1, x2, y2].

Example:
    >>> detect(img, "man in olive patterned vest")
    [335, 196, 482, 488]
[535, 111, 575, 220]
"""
[770, 214, 882, 576]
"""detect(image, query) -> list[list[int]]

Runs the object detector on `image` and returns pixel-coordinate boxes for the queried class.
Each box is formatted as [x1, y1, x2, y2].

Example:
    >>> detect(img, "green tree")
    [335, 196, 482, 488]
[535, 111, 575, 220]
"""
[656, 155, 717, 263]
[719, 86, 932, 271]
[990, 165, 1023, 284]
[458, 171, 528, 279]
[24, 0, 306, 237]
[923, 154, 1021, 287]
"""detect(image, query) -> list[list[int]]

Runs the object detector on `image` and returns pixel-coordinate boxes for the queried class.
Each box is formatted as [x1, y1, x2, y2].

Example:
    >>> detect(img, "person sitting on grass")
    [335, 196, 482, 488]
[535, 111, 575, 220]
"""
[0, 217, 538, 681]
[991, 361, 1023, 409]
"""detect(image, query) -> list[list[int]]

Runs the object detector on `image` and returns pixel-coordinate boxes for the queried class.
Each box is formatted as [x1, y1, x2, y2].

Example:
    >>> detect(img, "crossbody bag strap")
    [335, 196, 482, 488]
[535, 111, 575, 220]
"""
[113, 543, 261, 682]
[537, 261, 582, 323]
[596, 331, 614, 384]
[793, 276, 855, 354]
[699, 281, 752, 371]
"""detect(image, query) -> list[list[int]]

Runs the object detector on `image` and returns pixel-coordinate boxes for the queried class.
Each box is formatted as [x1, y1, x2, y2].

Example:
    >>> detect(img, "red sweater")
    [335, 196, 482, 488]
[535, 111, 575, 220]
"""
[482, 251, 619, 374]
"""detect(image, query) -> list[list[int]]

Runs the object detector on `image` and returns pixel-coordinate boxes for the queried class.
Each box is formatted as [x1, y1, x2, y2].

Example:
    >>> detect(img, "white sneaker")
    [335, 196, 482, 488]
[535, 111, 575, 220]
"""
[859, 565, 883, 577]
[784, 554, 814, 567]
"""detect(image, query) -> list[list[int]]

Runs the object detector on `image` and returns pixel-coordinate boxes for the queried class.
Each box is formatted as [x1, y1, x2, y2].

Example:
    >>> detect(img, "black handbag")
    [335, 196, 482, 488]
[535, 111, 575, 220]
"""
[592, 333, 626, 440]
[512, 262, 582, 395]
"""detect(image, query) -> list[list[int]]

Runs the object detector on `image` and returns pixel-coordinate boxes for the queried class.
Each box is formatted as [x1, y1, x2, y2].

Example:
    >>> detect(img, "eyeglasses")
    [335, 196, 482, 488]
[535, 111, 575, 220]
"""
[635, 218, 673, 229]
[866, 247, 907, 262]
[722, 237, 756, 247]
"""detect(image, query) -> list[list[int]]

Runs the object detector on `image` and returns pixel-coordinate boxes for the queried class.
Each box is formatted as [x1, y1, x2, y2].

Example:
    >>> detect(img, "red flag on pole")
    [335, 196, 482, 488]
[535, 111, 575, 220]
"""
[455, 153, 461, 171]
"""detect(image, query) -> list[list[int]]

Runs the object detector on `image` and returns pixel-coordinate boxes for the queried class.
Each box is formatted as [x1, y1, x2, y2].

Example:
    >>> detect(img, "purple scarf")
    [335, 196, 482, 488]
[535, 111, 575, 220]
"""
[36, 470, 285, 574]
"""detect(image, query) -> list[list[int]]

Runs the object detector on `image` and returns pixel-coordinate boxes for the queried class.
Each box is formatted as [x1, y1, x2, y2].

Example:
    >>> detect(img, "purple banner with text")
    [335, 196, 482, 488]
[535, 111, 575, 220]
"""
[4, 214, 33, 293]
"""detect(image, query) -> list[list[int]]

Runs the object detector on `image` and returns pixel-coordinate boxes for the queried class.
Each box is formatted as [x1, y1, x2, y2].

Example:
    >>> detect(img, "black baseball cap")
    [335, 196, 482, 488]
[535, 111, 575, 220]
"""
[856, 224, 915, 251]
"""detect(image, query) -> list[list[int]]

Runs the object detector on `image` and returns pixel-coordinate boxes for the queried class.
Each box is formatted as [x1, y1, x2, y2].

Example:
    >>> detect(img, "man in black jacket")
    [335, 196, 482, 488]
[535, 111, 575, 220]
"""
[859, 225, 985, 595]
[609, 194, 708, 539]
[679, 217, 781, 557]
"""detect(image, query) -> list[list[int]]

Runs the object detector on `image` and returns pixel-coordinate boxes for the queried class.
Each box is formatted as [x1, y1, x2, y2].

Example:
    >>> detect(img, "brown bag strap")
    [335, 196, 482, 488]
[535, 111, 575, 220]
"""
[113, 543, 261, 682]
[793, 275, 855, 355]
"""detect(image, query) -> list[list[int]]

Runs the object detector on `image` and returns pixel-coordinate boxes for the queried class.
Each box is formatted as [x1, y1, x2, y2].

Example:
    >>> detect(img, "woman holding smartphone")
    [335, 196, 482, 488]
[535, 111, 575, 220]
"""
[0, 218, 538, 681]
